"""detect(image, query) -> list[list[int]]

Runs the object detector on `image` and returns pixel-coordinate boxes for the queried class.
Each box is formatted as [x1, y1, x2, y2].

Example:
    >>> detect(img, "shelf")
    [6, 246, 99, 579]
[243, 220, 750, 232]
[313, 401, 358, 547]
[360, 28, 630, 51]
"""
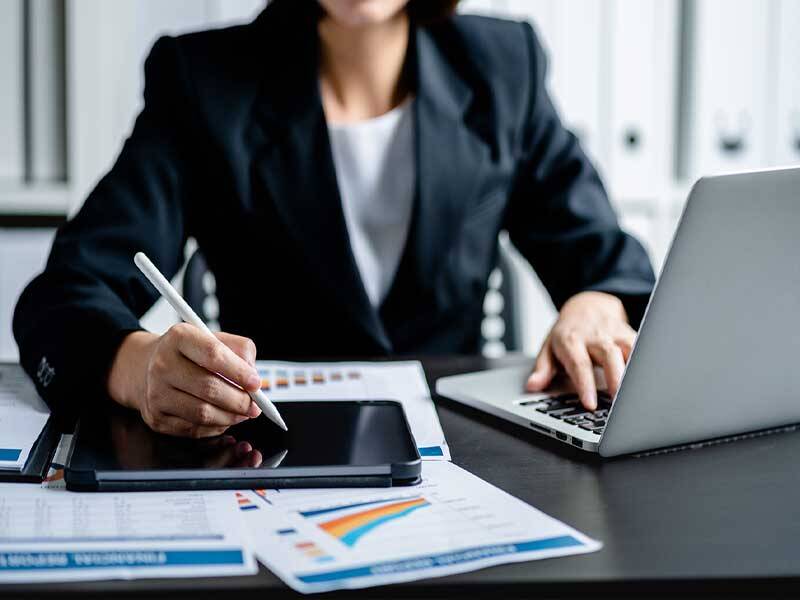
[0, 182, 71, 217]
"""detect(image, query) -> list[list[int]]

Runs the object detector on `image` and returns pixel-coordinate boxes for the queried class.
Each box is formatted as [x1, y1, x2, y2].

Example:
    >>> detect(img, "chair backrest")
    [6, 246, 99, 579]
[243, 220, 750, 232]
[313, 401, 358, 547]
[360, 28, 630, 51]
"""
[480, 239, 522, 357]
[183, 240, 523, 355]
[182, 249, 219, 330]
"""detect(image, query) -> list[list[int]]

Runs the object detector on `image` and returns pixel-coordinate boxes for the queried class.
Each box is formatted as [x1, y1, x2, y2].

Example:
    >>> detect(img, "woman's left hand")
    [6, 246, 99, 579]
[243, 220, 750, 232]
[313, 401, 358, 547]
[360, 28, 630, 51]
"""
[525, 291, 636, 411]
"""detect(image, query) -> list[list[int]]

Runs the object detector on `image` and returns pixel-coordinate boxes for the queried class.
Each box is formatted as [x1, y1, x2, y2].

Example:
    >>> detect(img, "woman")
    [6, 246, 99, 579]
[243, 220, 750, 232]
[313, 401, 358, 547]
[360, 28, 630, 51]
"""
[14, 0, 655, 438]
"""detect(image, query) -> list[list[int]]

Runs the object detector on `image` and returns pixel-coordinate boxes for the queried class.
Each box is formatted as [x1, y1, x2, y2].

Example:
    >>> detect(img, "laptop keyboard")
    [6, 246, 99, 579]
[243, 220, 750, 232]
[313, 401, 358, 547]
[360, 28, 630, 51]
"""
[522, 393, 612, 435]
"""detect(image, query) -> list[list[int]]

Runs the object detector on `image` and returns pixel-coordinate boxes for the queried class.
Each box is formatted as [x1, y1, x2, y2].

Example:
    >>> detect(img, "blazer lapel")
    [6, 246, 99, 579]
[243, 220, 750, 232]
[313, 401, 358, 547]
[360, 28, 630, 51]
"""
[411, 27, 492, 289]
[382, 27, 492, 331]
[245, 14, 391, 351]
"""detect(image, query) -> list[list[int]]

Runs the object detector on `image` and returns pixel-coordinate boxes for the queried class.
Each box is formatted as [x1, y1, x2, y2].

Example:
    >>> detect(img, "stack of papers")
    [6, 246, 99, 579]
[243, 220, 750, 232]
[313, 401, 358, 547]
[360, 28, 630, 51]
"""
[256, 360, 449, 459]
[0, 365, 50, 471]
[0, 361, 602, 591]
[0, 485, 256, 581]
[239, 462, 600, 593]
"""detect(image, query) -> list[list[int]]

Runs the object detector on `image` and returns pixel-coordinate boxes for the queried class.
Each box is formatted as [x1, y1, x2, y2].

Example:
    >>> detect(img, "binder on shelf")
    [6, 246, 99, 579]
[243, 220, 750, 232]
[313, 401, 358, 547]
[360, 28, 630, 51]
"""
[606, 0, 679, 199]
[772, 0, 800, 167]
[25, 0, 67, 182]
[679, 0, 772, 180]
[0, 0, 25, 183]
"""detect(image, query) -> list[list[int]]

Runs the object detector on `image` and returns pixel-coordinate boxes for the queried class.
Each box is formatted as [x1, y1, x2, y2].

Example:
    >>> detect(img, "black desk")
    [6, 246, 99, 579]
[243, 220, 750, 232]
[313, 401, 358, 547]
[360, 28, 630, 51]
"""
[6, 355, 800, 598]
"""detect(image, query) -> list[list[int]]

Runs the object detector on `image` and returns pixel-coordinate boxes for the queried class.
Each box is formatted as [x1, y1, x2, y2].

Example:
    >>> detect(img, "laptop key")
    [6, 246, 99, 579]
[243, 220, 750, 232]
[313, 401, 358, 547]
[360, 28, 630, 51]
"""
[558, 408, 591, 419]
[519, 399, 548, 407]
[548, 393, 579, 403]
[545, 407, 581, 418]
[537, 401, 579, 414]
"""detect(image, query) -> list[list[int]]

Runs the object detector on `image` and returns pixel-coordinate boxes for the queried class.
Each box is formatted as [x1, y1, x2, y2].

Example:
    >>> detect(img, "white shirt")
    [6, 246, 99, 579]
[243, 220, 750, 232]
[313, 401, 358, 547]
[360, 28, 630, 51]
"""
[328, 100, 416, 308]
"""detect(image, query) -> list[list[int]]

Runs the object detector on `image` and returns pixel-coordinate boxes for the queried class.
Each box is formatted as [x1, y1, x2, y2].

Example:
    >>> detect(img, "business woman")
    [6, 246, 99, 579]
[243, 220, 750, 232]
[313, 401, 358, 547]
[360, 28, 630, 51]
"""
[14, 0, 655, 438]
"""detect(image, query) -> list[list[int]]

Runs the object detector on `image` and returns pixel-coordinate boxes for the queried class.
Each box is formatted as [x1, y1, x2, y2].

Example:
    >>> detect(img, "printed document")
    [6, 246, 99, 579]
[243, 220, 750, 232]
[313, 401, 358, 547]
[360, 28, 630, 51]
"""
[0, 365, 50, 470]
[0, 486, 257, 582]
[256, 360, 449, 459]
[238, 461, 601, 593]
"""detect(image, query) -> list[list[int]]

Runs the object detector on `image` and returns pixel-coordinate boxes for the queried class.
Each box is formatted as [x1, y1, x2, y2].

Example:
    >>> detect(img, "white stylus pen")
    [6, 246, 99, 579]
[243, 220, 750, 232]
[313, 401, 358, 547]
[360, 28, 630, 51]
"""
[134, 252, 288, 431]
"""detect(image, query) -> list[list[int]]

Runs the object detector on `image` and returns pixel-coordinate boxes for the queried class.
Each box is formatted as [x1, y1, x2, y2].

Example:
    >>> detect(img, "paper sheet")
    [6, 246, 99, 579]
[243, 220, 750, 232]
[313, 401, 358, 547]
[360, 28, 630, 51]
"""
[0, 486, 257, 582]
[239, 461, 601, 593]
[256, 361, 449, 460]
[0, 365, 50, 470]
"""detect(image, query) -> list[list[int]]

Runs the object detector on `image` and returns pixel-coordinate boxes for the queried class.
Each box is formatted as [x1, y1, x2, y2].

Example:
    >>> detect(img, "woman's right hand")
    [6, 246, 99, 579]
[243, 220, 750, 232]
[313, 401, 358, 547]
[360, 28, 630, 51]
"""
[107, 325, 263, 438]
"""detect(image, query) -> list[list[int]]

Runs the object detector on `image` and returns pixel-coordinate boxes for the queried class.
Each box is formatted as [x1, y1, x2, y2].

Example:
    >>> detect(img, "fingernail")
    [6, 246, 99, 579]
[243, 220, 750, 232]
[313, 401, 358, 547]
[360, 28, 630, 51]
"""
[248, 401, 262, 418]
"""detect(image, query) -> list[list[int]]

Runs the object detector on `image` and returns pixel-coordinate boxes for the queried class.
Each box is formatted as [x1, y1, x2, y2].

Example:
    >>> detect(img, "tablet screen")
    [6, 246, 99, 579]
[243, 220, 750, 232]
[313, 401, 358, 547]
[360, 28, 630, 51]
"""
[70, 401, 419, 474]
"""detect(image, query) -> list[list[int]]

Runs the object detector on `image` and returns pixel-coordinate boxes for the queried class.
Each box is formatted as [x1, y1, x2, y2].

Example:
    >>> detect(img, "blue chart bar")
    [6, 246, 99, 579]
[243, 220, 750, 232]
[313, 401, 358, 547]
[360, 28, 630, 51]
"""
[0, 549, 245, 571]
[0, 449, 22, 461]
[296, 536, 584, 583]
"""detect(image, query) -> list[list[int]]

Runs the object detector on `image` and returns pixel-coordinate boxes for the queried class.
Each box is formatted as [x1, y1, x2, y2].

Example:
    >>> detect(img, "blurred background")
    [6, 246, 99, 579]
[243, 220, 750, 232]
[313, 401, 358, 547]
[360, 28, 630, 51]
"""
[0, 0, 798, 360]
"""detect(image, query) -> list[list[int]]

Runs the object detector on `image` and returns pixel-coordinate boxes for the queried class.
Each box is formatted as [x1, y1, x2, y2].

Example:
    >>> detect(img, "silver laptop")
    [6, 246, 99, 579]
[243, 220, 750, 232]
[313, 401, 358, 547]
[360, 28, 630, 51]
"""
[437, 167, 800, 457]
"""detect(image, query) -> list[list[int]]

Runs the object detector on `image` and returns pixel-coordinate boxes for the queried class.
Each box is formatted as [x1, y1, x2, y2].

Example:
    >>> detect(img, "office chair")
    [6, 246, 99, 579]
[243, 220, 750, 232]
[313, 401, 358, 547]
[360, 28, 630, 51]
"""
[182, 242, 523, 356]
[481, 238, 522, 356]
[182, 249, 220, 331]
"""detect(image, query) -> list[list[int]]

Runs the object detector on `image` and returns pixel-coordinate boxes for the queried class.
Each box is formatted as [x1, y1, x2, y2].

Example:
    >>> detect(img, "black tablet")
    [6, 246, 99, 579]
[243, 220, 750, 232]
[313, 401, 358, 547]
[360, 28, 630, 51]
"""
[65, 400, 421, 491]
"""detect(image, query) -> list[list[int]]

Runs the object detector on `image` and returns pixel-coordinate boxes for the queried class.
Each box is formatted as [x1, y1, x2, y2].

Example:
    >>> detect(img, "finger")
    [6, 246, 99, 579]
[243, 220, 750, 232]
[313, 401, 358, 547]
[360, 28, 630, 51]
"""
[201, 445, 241, 469]
[615, 325, 637, 362]
[163, 386, 251, 428]
[215, 332, 257, 367]
[587, 339, 626, 398]
[526, 338, 557, 392]
[214, 333, 262, 417]
[553, 337, 598, 411]
[145, 412, 229, 438]
[232, 449, 262, 469]
[173, 324, 261, 392]
[166, 355, 256, 417]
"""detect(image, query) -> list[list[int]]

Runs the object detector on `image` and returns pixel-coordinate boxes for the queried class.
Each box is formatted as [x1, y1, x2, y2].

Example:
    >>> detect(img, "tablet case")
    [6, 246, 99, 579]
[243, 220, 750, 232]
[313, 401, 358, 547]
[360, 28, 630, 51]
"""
[65, 401, 421, 491]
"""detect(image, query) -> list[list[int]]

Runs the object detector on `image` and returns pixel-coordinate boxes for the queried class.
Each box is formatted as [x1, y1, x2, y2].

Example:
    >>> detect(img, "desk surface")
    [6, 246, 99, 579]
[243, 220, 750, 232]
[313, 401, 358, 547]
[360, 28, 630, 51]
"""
[6, 355, 800, 598]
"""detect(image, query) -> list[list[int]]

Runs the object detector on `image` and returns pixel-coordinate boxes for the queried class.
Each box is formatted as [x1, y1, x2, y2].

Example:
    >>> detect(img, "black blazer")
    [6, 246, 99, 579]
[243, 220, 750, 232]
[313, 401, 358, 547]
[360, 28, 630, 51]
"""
[14, 2, 655, 409]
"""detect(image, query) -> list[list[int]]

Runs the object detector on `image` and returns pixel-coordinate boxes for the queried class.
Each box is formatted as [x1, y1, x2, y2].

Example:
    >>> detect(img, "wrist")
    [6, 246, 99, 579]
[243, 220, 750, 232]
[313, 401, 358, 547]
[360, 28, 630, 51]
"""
[562, 291, 628, 322]
[107, 330, 159, 411]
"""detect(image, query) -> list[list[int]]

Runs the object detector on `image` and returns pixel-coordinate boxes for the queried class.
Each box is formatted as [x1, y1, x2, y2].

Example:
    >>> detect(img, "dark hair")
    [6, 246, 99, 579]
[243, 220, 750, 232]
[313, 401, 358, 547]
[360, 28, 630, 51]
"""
[268, 0, 459, 26]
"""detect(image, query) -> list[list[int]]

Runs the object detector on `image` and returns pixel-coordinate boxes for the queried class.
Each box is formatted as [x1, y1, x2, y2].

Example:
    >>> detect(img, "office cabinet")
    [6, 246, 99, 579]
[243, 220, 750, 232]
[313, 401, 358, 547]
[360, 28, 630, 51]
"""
[680, 0, 772, 180]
